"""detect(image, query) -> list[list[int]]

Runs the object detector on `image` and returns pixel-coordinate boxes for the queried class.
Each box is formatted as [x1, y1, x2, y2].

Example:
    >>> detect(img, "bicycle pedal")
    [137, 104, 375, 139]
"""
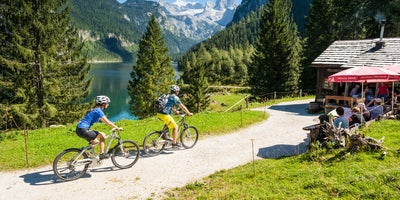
[89, 157, 103, 167]
[99, 153, 110, 160]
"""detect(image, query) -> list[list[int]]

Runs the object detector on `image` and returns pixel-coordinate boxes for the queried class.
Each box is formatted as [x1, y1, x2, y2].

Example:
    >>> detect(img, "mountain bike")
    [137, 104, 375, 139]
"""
[53, 128, 140, 181]
[143, 114, 199, 156]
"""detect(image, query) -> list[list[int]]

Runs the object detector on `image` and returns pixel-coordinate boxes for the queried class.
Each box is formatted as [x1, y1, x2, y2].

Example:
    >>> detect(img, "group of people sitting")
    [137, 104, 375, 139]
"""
[320, 82, 400, 130]
[349, 83, 390, 103]
[332, 98, 384, 129]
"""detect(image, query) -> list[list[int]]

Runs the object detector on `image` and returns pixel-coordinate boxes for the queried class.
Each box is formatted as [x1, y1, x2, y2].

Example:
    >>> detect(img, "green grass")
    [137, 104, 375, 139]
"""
[165, 119, 400, 199]
[207, 92, 313, 112]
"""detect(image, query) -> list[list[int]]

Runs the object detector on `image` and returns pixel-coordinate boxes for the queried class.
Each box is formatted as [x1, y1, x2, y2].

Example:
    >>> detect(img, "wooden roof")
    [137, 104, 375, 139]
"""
[312, 38, 400, 68]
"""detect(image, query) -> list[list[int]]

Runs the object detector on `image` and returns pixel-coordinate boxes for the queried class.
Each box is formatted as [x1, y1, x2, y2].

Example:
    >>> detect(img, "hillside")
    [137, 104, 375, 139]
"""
[68, 0, 239, 61]
[195, 0, 312, 51]
[177, 0, 312, 86]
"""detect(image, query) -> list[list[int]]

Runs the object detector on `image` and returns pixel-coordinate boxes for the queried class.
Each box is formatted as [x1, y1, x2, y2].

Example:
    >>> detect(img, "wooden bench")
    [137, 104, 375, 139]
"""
[324, 95, 365, 113]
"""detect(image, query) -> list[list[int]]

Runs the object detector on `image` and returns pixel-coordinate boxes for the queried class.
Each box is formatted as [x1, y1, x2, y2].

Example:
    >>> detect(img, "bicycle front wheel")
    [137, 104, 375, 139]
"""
[111, 140, 140, 169]
[53, 148, 89, 181]
[180, 126, 199, 149]
[143, 131, 166, 156]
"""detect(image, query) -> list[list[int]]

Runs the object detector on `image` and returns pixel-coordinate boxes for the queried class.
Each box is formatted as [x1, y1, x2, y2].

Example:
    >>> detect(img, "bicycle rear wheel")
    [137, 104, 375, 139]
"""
[143, 131, 166, 156]
[53, 148, 89, 181]
[111, 140, 140, 169]
[180, 126, 199, 149]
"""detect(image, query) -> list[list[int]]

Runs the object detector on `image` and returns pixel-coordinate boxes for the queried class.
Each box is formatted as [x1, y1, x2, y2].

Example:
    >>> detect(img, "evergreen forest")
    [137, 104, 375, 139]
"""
[1, 0, 400, 128]
[0, 0, 91, 129]
[179, 0, 400, 98]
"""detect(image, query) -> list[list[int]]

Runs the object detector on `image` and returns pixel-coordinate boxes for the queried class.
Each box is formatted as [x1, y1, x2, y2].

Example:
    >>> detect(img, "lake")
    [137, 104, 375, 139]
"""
[88, 62, 179, 122]
[88, 62, 136, 122]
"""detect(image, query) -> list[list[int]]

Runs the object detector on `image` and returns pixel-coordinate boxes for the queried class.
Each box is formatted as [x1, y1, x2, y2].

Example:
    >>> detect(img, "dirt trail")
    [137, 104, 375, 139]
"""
[0, 99, 318, 200]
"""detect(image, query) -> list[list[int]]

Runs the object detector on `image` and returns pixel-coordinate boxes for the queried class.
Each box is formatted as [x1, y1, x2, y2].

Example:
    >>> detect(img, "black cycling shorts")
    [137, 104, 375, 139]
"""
[76, 127, 99, 142]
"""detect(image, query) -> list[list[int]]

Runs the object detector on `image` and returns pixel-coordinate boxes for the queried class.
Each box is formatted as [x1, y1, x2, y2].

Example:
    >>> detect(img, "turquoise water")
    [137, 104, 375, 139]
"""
[88, 62, 137, 122]
[88, 62, 179, 122]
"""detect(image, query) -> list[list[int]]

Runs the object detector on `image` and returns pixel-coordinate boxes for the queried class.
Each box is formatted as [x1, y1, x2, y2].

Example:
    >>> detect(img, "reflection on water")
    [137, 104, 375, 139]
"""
[88, 62, 137, 122]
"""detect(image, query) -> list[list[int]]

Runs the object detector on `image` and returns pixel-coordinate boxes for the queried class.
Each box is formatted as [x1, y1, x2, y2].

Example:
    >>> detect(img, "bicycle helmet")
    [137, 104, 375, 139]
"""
[96, 95, 110, 104]
[171, 85, 180, 92]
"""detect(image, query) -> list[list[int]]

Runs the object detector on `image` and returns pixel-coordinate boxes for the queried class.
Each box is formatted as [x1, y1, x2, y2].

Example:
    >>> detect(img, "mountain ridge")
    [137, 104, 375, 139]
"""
[69, 0, 240, 61]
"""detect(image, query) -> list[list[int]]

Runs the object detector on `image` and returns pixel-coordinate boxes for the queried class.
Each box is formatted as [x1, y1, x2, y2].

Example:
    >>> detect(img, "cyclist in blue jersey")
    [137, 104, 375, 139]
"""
[76, 95, 122, 159]
[157, 85, 193, 148]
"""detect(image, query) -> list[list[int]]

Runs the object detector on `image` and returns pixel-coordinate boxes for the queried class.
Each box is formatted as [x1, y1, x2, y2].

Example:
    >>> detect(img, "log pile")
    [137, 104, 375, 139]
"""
[347, 134, 384, 151]
[318, 121, 384, 151]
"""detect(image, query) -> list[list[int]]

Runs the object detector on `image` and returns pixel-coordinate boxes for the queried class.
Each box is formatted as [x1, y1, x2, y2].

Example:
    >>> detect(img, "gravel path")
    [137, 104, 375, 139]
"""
[0, 99, 318, 200]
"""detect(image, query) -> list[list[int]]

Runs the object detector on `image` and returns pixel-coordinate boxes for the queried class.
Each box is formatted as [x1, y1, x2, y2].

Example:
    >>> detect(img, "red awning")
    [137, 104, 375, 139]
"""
[328, 66, 400, 83]
[382, 64, 400, 74]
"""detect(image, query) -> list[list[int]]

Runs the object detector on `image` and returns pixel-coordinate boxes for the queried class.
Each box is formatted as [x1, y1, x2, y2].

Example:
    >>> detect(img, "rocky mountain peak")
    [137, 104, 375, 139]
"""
[158, 0, 239, 41]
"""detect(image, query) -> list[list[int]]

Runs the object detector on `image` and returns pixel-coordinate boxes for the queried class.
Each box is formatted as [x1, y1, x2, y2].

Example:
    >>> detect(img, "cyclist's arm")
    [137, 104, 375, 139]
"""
[179, 104, 193, 116]
[100, 116, 122, 130]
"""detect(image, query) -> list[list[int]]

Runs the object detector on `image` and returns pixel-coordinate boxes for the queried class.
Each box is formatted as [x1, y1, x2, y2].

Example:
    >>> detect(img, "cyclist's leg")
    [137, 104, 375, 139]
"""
[97, 132, 106, 154]
[157, 113, 178, 143]
[76, 127, 101, 151]
[76, 128, 97, 143]
[172, 126, 179, 144]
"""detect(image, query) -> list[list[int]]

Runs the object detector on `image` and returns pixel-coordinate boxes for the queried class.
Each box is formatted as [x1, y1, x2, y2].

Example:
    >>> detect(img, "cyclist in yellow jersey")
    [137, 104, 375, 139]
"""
[156, 85, 193, 148]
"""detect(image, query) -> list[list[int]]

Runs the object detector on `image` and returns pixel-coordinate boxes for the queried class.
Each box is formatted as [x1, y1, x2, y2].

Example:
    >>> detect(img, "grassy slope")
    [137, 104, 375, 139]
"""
[165, 119, 400, 199]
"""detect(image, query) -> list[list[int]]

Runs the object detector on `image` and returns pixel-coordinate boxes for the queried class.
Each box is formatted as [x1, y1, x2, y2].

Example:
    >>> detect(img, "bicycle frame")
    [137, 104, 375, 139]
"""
[143, 113, 198, 156]
[71, 128, 122, 164]
[160, 114, 188, 137]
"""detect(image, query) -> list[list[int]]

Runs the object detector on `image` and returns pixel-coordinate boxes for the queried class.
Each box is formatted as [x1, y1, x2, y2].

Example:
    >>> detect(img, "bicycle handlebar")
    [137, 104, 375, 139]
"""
[112, 127, 123, 132]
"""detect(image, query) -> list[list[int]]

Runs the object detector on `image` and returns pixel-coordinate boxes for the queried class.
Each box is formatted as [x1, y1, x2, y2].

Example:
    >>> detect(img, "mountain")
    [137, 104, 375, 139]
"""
[184, 0, 312, 53]
[230, 0, 267, 25]
[68, 0, 240, 61]
[229, 0, 311, 32]
[157, 0, 239, 41]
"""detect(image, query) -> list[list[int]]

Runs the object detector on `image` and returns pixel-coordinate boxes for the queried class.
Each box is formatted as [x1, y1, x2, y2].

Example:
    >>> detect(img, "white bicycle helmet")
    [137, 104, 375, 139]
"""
[96, 95, 110, 104]
[171, 85, 180, 92]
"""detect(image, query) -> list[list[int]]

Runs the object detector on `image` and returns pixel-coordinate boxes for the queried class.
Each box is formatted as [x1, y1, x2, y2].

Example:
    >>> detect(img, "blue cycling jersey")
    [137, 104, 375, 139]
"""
[161, 94, 181, 114]
[77, 107, 105, 129]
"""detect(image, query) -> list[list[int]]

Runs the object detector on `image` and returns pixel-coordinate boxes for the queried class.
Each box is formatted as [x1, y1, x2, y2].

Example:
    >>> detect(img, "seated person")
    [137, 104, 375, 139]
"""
[349, 84, 361, 98]
[366, 98, 384, 119]
[385, 90, 400, 105]
[364, 85, 374, 103]
[376, 82, 389, 102]
[356, 103, 371, 121]
[348, 107, 365, 127]
[333, 107, 349, 129]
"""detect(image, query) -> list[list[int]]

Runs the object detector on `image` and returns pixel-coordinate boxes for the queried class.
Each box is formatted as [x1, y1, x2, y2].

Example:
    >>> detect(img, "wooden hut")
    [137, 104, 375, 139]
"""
[311, 38, 400, 112]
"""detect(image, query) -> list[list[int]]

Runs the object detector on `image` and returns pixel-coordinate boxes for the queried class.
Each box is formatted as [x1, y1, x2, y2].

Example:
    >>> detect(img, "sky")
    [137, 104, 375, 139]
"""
[117, 0, 242, 6]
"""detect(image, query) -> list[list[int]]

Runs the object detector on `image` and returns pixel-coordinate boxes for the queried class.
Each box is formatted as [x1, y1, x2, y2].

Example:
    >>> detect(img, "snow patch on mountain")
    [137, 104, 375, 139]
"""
[158, 0, 240, 41]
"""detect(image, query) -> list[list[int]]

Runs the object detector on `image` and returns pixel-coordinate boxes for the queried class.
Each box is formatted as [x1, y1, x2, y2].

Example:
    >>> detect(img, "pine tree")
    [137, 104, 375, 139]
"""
[301, 0, 336, 90]
[184, 54, 210, 113]
[0, 0, 91, 129]
[249, 0, 302, 97]
[128, 14, 174, 119]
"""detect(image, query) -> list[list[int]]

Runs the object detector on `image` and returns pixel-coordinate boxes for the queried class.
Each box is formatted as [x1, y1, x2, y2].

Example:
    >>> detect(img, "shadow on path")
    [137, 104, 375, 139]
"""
[268, 102, 314, 116]
[19, 169, 64, 186]
[19, 165, 124, 185]
[257, 141, 308, 159]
